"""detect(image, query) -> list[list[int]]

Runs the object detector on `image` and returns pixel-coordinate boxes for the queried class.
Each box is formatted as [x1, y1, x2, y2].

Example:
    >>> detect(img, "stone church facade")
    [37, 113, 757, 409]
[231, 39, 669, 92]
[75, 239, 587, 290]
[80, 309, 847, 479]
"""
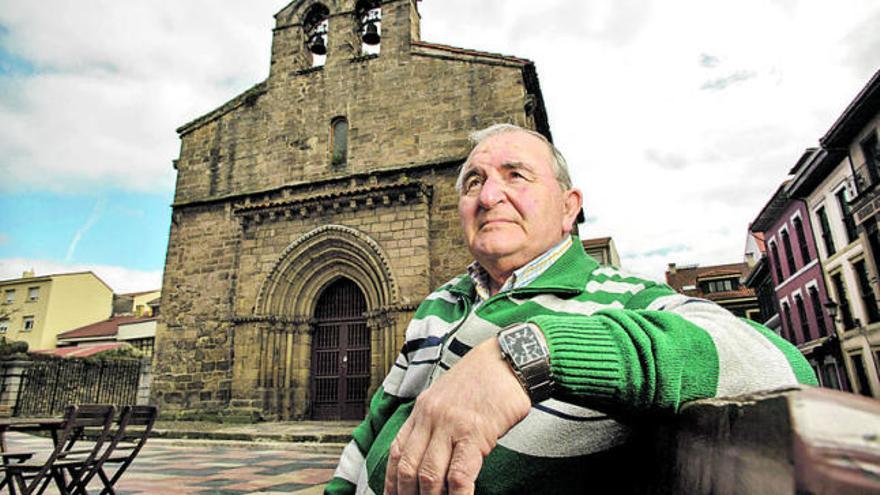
[152, 0, 551, 420]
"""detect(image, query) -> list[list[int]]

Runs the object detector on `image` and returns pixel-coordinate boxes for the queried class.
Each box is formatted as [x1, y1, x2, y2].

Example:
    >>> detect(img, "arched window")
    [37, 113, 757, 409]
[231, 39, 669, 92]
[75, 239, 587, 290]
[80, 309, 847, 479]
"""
[331, 117, 348, 166]
[356, 0, 381, 55]
[303, 4, 329, 67]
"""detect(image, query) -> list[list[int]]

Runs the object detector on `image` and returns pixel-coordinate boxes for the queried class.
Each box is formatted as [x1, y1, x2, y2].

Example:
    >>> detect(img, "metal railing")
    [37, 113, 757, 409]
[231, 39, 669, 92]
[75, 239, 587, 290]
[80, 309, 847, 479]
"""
[14, 355, 141, 417]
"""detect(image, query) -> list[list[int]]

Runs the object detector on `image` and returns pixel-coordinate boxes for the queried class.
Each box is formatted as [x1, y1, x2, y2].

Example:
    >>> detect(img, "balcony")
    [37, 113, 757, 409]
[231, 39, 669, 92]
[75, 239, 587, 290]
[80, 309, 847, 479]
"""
[851, 161, 880, 226]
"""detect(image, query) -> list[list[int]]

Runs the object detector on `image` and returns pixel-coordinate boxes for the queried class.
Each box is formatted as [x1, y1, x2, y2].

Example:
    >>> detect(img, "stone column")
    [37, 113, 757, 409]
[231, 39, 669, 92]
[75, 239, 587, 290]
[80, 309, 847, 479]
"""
[366, 309, 393, 395]
[0, 360, 33, 417]
[136, 356, 152, 406]
[291, 318, 313, 419]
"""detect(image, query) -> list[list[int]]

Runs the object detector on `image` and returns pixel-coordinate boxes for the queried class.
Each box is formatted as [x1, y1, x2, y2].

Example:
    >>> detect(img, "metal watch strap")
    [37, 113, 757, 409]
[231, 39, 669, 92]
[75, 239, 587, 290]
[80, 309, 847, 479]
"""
[516, 356, 553, 403]
[499, 324, 554, 404]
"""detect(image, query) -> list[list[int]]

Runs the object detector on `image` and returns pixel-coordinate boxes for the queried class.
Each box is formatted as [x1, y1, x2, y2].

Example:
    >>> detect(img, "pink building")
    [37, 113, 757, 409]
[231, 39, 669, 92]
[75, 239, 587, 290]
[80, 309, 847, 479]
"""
[751, 153, 849, 391]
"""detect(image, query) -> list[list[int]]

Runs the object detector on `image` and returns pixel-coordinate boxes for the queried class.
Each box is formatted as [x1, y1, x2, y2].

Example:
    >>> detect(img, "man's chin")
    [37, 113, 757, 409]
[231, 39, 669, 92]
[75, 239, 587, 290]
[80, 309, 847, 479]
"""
[470, 237, 522, 260]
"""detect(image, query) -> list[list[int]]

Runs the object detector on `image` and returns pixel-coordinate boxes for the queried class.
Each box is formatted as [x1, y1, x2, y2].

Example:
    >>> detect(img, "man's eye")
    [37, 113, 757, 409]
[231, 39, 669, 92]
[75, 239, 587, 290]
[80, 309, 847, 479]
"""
[464, 176, 483, 192]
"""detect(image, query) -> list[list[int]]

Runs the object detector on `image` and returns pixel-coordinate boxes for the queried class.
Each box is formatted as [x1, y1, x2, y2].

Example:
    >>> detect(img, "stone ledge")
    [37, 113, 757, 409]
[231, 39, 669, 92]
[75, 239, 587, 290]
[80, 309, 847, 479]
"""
[234, 181, 432, 225]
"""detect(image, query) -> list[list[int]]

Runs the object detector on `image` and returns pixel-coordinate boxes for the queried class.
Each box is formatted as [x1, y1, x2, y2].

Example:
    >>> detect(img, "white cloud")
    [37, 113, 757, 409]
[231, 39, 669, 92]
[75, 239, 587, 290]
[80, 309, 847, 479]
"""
[423, 0, 880, 280]
[0, 0, 287, 194]
[0, 258, 162, 294]
[1, 0, 878, 283]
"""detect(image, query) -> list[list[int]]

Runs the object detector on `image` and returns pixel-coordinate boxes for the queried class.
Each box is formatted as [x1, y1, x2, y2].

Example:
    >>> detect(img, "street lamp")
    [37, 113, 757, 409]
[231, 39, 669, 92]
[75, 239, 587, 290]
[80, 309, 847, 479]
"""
[823, 299, 839, 322]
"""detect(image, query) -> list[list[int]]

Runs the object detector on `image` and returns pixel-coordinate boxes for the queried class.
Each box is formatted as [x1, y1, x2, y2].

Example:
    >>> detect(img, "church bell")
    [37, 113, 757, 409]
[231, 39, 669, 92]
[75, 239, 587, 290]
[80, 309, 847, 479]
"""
[362, 20, 380, 45]
[309, 33, 327, 55]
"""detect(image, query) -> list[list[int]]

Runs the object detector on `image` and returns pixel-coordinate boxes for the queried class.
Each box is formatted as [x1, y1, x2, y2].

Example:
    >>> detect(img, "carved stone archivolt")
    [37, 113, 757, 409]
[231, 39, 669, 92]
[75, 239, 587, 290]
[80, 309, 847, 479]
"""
[255, 224, 398, 318]
[240, 225, 403, 418]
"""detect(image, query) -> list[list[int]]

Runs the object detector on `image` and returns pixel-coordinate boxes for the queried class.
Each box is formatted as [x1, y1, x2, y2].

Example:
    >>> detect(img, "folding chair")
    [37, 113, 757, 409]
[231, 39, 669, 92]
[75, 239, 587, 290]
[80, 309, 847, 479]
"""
[88, 405, 157, 495]
[0, 451, 35, 493]
[52, 405, 128, 495]
[4, 404, 115, 495]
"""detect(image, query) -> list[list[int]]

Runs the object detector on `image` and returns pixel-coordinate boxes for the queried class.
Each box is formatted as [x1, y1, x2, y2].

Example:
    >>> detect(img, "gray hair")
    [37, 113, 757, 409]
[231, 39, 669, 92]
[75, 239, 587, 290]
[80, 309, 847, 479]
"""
[455, 123, 573, 193]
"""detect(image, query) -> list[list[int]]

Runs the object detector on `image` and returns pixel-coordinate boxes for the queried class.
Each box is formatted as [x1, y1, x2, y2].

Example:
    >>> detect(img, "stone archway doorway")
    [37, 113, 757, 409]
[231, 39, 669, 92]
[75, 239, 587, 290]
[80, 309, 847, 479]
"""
[310, 277, 371, 420]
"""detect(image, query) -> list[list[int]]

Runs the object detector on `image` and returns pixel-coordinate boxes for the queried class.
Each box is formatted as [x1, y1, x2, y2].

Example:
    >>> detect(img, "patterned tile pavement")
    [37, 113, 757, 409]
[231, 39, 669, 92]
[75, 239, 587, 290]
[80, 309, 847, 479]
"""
[5, 432, 341, 494]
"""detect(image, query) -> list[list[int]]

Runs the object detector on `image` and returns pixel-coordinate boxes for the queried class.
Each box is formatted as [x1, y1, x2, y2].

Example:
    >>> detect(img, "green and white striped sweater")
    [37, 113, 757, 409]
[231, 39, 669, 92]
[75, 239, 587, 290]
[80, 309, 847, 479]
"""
[326, 237, 817, 494]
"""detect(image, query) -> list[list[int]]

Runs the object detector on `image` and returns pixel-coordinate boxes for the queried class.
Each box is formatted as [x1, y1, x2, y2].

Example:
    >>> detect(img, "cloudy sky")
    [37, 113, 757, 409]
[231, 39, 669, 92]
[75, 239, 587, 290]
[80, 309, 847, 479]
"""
[1, 0, 878, 292]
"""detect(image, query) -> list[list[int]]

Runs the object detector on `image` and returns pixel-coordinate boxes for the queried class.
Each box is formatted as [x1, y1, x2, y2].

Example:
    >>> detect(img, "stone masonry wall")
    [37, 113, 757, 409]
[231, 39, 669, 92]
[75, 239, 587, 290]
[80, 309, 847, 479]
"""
[154, 203, 240, 413]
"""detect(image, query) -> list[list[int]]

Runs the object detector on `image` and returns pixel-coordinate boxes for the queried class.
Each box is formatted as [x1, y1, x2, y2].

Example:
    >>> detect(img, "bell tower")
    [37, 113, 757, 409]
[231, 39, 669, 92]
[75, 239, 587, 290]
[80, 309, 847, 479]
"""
[269, 0, 421, 75]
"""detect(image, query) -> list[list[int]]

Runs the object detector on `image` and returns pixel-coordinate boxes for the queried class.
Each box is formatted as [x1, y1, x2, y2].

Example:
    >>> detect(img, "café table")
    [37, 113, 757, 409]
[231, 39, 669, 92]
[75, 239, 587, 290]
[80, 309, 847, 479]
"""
[0, 417, 66, 453]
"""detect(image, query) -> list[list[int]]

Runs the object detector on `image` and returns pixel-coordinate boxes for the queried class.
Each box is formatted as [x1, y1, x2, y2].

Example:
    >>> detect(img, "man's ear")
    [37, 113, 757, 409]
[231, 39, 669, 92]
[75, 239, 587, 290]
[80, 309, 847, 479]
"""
[562, 188, 583, 235]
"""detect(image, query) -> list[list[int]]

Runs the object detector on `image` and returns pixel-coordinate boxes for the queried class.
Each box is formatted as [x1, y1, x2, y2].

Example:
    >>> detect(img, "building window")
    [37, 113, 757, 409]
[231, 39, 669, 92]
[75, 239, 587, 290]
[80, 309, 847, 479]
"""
[794, 293, 811, 341]
[822, 362, 842, 390]
[781, 301, 793, 342]
[0, 319, 8, 334]
[331, 117, 348, 166]
[21, 316, 34, 332]
[835, 188, 858, 244]
[4, 290, 14, 305]
[875, 348, 880, 377]
[868, 223, 880, 287]
[128, 338, 154, 358]
[808, 286, 827, 337]
[830, 272, 855, 330]
[816, 206, 836, 257]
[769, 241, 784, 282]
[781, 229, 797, 274]
[793, 216, 811, 264]
[850, 353, 872, 396]
[27, 287, 39, 302]
[853, 259, 880, 324]
[700, 278, 738, 294]
[860, 131, 879, 185]
[757, 282, 777, 323]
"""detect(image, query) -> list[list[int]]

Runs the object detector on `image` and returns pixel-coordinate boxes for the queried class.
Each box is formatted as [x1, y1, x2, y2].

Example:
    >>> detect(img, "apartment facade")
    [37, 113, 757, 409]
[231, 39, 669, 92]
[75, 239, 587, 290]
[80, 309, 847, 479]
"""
[788, 69, 880, 397]
[0, 271, 113, 351]
[750, 169, 846, 391]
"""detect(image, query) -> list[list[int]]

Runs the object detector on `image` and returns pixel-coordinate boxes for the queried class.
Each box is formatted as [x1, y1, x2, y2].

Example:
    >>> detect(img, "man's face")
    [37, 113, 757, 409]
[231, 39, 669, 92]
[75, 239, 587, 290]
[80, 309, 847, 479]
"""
[458, 131, 581, 278]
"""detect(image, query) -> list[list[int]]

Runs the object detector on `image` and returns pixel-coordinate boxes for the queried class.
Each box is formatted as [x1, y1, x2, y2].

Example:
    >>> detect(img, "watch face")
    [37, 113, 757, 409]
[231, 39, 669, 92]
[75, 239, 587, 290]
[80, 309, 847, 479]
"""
[503, 326, 545, 366]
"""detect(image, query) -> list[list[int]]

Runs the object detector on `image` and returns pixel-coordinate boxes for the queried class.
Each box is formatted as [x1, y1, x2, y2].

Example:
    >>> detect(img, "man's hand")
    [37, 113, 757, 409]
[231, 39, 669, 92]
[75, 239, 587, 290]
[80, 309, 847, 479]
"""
[384, 337, 532, 495]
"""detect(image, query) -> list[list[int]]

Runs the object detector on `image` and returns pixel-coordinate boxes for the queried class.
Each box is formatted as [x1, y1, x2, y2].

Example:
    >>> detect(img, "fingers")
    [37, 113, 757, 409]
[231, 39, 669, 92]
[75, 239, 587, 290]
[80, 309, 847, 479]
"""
[384, 339, 529, 495]
[385, 416, 430, 495]
[414, 433, 454, 495]
[386, 429, 479, 495]
[446, 441, 483, 495]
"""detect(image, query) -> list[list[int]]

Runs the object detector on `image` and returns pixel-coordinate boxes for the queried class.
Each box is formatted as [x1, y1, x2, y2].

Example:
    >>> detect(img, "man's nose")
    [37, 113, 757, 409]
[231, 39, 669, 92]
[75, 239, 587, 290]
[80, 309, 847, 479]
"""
[478, 176, 506, 208]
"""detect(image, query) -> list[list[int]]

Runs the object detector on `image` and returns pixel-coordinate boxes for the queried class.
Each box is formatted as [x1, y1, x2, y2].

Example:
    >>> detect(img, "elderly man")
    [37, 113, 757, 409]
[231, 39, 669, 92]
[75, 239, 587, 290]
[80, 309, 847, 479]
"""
[326, 124, 816, 495]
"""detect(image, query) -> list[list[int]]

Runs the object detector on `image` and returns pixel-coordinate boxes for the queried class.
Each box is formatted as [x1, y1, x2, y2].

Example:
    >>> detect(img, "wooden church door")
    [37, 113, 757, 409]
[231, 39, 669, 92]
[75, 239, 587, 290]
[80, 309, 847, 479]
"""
[310, 278, 370, 420]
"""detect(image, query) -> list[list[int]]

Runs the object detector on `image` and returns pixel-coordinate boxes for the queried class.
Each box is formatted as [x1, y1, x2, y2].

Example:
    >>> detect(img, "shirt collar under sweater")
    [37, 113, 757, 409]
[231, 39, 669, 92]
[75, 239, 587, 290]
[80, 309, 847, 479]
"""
[467, 235, 573, 303]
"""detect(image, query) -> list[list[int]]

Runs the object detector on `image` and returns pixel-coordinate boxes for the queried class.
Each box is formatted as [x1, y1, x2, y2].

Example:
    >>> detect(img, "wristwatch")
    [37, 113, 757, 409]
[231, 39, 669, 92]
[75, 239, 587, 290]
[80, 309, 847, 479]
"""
[497, 322, 554, 404]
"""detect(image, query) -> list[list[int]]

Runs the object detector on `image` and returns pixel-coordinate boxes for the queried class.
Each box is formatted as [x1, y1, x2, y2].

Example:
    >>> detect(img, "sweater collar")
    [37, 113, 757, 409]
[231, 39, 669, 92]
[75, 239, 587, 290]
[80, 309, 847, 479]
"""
[448, 235, 598, 299]
[467, 236, 573, 302]
[513, 235, 598, 294]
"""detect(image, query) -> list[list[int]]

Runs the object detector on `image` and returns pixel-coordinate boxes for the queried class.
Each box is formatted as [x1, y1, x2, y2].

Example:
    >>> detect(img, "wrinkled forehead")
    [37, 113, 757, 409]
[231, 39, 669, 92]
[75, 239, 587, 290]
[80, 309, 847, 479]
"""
[464, 130, 554, 172]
